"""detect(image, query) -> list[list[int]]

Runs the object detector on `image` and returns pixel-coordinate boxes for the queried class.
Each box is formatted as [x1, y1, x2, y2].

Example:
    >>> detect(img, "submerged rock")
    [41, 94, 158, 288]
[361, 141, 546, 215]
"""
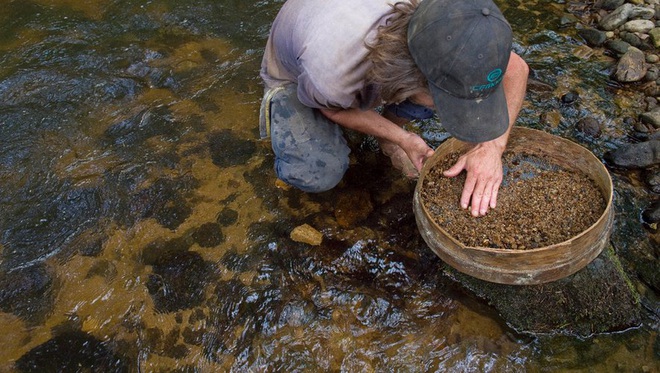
[643, 168, 660, 193]
[0, 264, 54, 324]
[334, 189, 373, 228]
[640, 107, 660, 129]
[576, 117, 602, 138]
[290, 224, 323, 246]
[604, 140, 660, 168]
[578, 27, 607, 47]
[444, 246, 642, 335]
[641, 200, 660, 227]
[15, 330, 128, 372]
[145, 250, 214, 313]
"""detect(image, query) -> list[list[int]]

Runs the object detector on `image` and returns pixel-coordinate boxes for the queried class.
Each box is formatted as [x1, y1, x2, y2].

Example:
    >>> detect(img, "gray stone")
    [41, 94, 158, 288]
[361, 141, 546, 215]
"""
[604, 139, 660, 168]
[615, 46, 648, 82]
[647, 53, 660, 63]
[621, 31, 643, 48]
[642, 200, 660, 225]
[605, 39, 631, 54]
[576, 117, 602, 138]
[643, 168, 660, 193]
[650, 27, 660, 48]
[578, 27, 608, 46]
[598, 0, 625, 11]
[600, 3, 633, 30]
[561, 14, 579, 27]
[645, 65, 660, 81]
[629, 5, 656, 19]
[624, 19, 655, 33]
[640, 107, 660, 128]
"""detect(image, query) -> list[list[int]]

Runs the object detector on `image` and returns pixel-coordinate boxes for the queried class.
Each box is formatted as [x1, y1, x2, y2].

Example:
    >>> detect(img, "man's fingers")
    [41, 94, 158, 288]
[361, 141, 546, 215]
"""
[443, 157, 466, 178]
[460, 175, 476, 210]
[489, 181, 500, 209]
[477, 182, 494, 216]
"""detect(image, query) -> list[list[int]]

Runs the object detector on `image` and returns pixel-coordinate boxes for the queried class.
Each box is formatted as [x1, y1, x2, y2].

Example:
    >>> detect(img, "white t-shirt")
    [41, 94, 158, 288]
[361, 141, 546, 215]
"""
[260, 0, 401, 110]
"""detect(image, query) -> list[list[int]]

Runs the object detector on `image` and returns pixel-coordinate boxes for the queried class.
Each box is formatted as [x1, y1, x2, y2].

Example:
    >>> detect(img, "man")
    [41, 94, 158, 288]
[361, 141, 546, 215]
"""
[259, 0, 529, 217]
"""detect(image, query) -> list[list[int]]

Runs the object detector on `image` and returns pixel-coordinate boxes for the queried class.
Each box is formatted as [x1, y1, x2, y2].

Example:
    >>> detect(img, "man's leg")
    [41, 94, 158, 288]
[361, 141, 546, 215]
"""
[263, 84, 350, 193]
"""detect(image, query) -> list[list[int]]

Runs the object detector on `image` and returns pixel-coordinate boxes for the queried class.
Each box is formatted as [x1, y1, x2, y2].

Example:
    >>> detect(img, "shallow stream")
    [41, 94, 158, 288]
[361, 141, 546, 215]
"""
[0, 0, 658, 371]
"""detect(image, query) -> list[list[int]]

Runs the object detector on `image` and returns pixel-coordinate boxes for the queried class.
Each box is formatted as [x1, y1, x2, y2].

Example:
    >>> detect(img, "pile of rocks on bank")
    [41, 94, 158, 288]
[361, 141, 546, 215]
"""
[570, 0, 660, 230]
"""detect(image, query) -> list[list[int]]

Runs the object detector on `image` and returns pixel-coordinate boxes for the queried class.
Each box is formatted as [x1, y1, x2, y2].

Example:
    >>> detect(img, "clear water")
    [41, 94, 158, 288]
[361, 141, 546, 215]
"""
[0, 0, 657, 371]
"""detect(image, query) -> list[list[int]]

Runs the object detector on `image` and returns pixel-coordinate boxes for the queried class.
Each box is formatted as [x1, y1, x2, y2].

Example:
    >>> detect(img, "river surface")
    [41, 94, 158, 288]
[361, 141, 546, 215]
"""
[0, 0, 658, 372]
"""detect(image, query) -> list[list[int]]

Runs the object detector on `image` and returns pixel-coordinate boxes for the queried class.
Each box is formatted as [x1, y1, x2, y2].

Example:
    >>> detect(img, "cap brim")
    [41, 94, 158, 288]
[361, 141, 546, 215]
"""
[430, 83, 509, 143]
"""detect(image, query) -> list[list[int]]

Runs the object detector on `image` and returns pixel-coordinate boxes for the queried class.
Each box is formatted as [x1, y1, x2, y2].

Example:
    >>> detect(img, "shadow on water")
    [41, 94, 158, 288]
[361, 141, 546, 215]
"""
[0, 0, 657, 371]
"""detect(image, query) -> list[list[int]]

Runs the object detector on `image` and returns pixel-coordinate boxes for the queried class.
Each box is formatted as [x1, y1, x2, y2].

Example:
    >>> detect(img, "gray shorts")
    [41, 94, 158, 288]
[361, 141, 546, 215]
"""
[259, 84, 433, 192]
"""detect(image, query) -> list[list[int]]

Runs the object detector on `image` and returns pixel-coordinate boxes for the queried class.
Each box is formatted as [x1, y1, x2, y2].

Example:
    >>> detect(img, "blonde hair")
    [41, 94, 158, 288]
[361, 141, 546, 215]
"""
[366, 0, 428, 104]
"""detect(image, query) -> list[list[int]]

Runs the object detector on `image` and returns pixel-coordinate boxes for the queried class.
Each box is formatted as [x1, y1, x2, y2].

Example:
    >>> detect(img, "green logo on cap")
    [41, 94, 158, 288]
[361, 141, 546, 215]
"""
[472, 68, 504, 93]
[487, 68, 503, 82]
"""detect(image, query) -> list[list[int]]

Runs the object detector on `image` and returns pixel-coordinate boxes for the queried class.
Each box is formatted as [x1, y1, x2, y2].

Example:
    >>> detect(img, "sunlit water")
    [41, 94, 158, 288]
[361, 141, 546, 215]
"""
[0, 0, 657, 371]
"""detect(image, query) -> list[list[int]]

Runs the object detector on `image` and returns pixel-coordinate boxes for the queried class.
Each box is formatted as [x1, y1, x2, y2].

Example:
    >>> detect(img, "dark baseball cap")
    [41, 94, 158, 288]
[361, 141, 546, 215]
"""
[408, 0, 513, 143]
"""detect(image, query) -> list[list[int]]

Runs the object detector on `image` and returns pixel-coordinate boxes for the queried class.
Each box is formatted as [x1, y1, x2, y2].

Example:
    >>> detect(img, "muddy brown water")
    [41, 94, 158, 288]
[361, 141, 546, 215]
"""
[0, 0, 657, 372]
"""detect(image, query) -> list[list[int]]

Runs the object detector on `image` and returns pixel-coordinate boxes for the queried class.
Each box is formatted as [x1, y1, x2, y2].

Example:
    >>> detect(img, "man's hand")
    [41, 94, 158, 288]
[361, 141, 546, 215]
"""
[380, 133, 434, 178]
[443, 141, 505, 217]
[399, 132, 435, 173]
[443, 52, 529, 217]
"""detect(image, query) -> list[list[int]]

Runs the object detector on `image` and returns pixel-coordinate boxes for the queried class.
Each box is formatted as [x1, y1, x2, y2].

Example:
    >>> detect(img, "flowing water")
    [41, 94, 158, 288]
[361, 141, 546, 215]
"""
[0, 0, 657, 371]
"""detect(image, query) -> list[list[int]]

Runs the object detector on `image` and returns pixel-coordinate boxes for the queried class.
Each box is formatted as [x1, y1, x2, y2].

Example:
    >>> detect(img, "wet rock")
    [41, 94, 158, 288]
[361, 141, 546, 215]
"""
[193, 222, 224, 247]
[182, 325, 205, 345]
[163, 343, 189, 359]
[578, 27, 607, 47]
[104, 107, 179, 147]
[620, 31, 644, 49]
[145, 250, 214, 313]
[290, 224, 323, 246]
[141, 236, 191, 265]
[15, 330, 128, 372]
[643, 168, 660, 193]
[641, 200, 660, 227]
[561, 91, 580, 104]
[526, 78, 554, 92]
[629, 5, 656, 20]
[2, 186, 102, 270]
[646, 82, 660, 96]
[540, 110, 562, 128]
[605, 39, 631, 55]
[0, 264, 54, 324]
[650, 27, 660, 48]
[560, 14, 579, 27]
[624, 19, 655, 33]
[208, 129, 256, 168]
[278, 299, 317, 327]
[130, 176, 196, 230]
[615, 47, 648, 82]
[446, 246, 642, 335]
[640, 107, 660, 128]
[599, 3, 633, 31]
[334, 189, 373, 228]
[604, 139, 660, 168]
[576, 117, 602, 138]
[86, 260, 118, 280]
[216, 207, 239, 226]
[598, 0, 625, 11]
[645, 65, 660, 82]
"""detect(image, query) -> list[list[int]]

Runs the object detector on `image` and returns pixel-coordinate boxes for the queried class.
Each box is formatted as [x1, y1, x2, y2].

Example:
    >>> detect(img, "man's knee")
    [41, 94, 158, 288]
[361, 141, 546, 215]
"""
[275, 153, 348, 193]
